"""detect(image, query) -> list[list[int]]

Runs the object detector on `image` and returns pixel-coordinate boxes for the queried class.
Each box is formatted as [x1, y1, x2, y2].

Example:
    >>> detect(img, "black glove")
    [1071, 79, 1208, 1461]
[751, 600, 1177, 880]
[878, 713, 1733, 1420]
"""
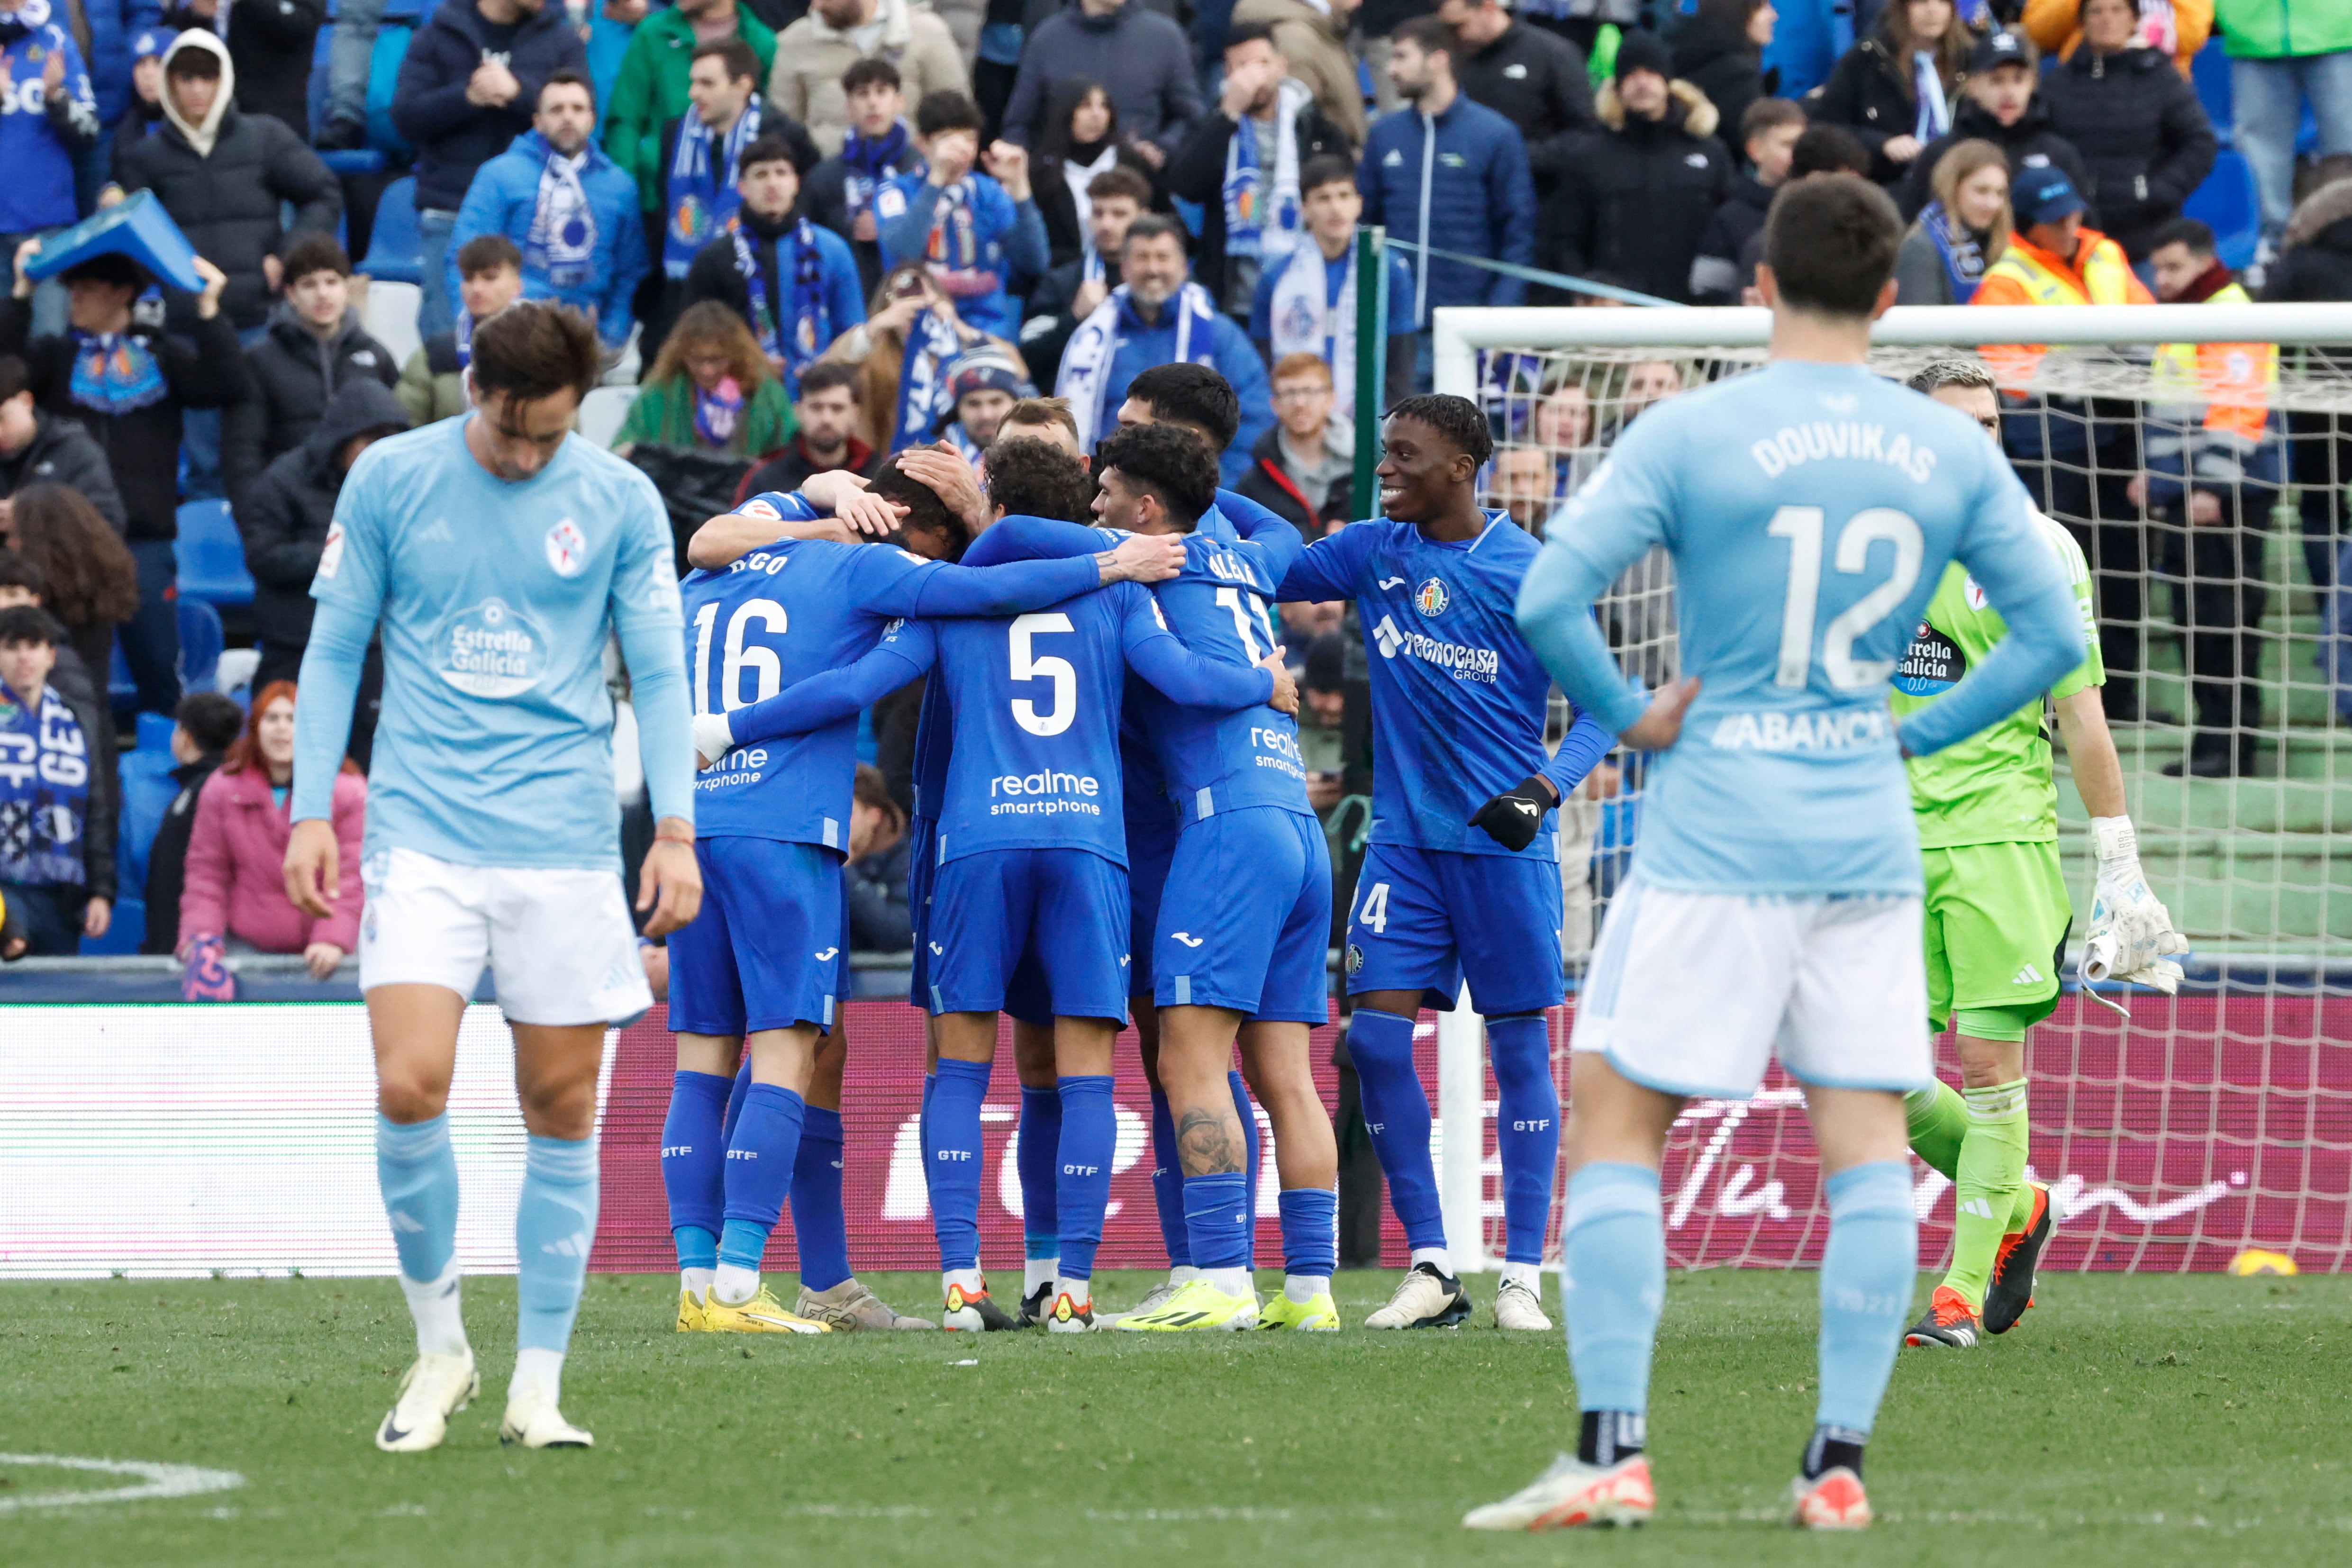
[1469, 775, 1555, 853]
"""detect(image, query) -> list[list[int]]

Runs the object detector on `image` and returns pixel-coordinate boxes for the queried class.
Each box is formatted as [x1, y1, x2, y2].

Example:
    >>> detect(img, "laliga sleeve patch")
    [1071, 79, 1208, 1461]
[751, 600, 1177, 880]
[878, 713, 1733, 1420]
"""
[317, 522, 345, 580]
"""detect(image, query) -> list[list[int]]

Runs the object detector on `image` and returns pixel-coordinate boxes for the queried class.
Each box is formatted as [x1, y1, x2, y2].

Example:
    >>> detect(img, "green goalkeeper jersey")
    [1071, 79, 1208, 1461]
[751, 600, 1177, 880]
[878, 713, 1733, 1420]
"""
[1890, 509, 2104, 850]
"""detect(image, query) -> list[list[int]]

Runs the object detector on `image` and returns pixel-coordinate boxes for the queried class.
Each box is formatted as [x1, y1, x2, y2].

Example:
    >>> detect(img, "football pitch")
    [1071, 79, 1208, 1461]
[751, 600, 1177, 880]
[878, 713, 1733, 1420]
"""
[3, 1270, 2345, 1567]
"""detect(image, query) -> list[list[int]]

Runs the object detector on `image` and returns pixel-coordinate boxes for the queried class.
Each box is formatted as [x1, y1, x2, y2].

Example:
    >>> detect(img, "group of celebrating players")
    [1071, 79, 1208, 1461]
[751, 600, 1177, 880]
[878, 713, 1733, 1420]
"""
[281, 163, 2189, 1533]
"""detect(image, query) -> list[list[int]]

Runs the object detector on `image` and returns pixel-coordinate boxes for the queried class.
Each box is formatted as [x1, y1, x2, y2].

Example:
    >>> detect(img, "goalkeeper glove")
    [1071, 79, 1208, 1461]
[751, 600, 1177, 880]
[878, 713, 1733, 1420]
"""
[1469, 775, 1556, 853]
[2083, 816, 2188, 994]
[692, 711, 736, 770]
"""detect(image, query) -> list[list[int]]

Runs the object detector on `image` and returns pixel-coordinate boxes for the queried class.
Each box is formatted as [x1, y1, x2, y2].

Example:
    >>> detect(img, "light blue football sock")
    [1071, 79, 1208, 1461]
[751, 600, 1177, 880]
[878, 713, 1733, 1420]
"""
[1054, 1074, 1116, 1283]
[718, 1084, 805, 1275]
[515, 1133, 599, 1354]
[377, 1113, 459, 1284]
[1018, 1084, 1062, 1260]
[929, 1059, 990, 1273]
[1562, 1162, 1664, 1416]
[1488, 1015, 1561, 1266]
[790, 1106, 851, 1293]
[1347, 1008, 1446, 1252]
[1816, 1160, 1917, 1436]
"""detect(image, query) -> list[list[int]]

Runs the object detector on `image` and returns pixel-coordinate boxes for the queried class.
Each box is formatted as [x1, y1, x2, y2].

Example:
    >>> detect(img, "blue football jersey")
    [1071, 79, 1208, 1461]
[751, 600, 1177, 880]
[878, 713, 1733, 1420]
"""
[1526, 358, 2084, 897]
[1276, 512, 1564, 861]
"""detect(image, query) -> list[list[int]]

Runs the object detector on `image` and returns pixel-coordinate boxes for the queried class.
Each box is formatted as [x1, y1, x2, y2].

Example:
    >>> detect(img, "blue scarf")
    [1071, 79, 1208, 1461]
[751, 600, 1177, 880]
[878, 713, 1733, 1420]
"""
[839, 121, 911, 229]
[68, 330, 167, 416]
[0, 679, 91, 888]
[664, 101, 761, 279]
[525, 143, 598, 289]
[918, 178, 998, 301]
[890, 306, 963, 455]
[733, 213, 828, 387]
[1920, 201, 1989, 304]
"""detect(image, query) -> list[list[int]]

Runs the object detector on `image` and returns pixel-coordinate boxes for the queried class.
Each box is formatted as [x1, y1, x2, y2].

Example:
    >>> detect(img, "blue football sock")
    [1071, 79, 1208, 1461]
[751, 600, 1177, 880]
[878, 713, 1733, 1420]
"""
[659, 1070, 730, 1272]
[1054, 1074, 1116, 1284]
[929, 1059, 990, 1273]
[919, 1071, 937, 1200]
[790, 1105, 851, 1293]
[514, 1133, 599, 1354]
[721, 1059, 751, 1145]
[1018, 1085, 1062, 1260]
[1816, 1160, 1916, 1436]
[377, 1113, 459, 1284]
[1562, 1162, 1664, 1416]
[1278, 1187, 1338, 1281]
[1148, 1088, 1190, 1268]
[719, 1083, 806, 1274]
[1230, 1070, 1261, 1268]
[1347, 1008, 1445, 1251]
[1488, 1015, 1562, 1267]
[1183, 1172, 1251, 1271]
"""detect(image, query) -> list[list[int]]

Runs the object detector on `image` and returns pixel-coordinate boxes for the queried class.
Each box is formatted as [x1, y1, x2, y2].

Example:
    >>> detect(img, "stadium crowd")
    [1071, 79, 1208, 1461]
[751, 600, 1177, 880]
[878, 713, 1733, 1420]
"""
[1, 0, 2351, 982]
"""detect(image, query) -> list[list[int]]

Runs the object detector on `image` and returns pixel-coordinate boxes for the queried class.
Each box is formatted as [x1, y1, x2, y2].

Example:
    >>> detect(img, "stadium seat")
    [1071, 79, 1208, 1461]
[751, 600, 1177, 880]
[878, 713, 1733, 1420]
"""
[173, 499, 254, 609]
[2186, 150, 2261, 272]
[176, 598, 225, 694]
[578, 386, 638, 449]
[363, 279, 424, 370]
[361, 176, 424, 286]
[2192, 37, 2231, 145]
[365, 24, 417, 161]
[113, 734, 183, 904]
[106, 640, 136, 715]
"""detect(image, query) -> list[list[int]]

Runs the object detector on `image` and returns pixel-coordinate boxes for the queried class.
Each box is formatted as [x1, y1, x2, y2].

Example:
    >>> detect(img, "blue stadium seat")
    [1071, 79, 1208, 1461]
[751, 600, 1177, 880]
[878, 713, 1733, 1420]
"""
[366, 25, 417, 162]
[173, 499, 254, 609]
[2186, 149, 2261, 272]
[114, 740, 183, 906]
[107, 639, 136, 715]
[361, 175, 424, 284]
[321, 149, 388, 176]
[79, 897, 145, 955]
[2193, 37, 2232, 145]
[177, 598, 224, 695]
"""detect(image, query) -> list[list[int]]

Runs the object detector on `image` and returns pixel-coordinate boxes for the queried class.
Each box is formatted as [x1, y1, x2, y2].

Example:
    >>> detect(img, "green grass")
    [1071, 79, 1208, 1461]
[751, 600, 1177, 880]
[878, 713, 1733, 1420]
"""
[4, 1271, 2348, 1567]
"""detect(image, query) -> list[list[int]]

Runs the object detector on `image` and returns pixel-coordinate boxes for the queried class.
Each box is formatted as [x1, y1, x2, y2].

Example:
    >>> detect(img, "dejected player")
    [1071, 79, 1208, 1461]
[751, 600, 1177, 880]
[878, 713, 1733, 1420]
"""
[284, 302, 702, 1453]
[1273, 393, 1616, 1333]
[1478, 175, 2085, 1531]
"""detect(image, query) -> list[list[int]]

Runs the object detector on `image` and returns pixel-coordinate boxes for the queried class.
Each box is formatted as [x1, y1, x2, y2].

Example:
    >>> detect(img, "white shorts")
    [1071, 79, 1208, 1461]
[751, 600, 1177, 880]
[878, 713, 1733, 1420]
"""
[359, 848, 653, 1026]
[1572, 874, 1932, 1099]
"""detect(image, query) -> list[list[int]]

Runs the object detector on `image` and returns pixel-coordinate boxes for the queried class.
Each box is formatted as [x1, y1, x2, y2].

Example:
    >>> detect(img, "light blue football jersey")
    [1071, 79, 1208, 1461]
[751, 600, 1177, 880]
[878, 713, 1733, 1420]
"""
[1522, 359, 2085, 897]
[296, 418, 690, 871]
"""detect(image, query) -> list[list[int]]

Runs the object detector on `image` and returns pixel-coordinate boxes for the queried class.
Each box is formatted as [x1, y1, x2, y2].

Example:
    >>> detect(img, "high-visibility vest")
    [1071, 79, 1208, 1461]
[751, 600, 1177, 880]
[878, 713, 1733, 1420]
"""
[1975, 229, 2144, 387]
[2151, 280, 2275, 445]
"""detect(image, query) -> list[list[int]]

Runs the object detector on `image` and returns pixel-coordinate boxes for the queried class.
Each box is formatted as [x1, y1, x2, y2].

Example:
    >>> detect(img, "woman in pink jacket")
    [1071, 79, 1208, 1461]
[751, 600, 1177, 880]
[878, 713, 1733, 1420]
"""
[178, 681, 366, 980]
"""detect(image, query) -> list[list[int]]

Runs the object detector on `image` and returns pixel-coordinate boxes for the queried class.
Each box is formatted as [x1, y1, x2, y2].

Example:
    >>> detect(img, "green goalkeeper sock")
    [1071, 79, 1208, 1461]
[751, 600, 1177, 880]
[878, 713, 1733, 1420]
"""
[1903, 1080, 1968, 1182]
[1945, 1079, 2030, 1311]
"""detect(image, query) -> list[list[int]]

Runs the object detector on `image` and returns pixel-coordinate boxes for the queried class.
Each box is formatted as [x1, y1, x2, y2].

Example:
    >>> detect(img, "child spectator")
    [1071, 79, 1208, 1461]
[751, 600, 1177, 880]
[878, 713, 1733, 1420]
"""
[1249, 154, 1418, 422]
[938, 344, 1026, 458]
[732, 360, 878, 503]
[178, 680, 364, 980]
[681, 134, 866, 399]
[804, 57, 927, 299]
[0, 603, 113, 956]
[613, 299, 797, 458]
[140, 689, 244, 955]
[222, 235, 400, 522]
[0, 546, 116, 818]
[877, 90, 1046, 342]
[398, 236, 525, 427]
[108, 25, 172, 177]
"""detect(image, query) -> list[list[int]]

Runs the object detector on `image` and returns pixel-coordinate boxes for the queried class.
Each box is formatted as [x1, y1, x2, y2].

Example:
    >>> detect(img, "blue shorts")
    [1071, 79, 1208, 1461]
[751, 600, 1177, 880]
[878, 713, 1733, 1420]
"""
[927, 847, 1130, 1023]
[668, 837, 843, 1036]
[910, 815, 1050, 1027]
[1126, 809, 1179, 995]
[1153, 807, 1332, 1023]
[1344, 841, 1564, 1016]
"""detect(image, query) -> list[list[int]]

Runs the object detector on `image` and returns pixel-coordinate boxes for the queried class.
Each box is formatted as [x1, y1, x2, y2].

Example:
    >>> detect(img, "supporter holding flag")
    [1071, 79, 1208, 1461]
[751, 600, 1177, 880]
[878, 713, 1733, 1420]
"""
[1894, 139, 2011, 305]
[683, 135, 866, 398]
[450, 71, 649, 358]
[0, 603, 112, 957]
[1164, 22, 1352, 323]
[0, 0, 100, 336]
[1055, 213, 1272, 485]
[817, 262, 1003, 457]
[1249, 153, 1417, 422]
[876, 90, 1046, 343]
[398, 236, 525, 427]
[804, 59, 927, 299]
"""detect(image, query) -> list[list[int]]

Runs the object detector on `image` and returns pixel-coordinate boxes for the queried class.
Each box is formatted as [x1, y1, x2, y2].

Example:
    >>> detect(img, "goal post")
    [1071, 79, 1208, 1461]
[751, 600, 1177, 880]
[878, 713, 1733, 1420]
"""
[1426, 301, 2352, 1275]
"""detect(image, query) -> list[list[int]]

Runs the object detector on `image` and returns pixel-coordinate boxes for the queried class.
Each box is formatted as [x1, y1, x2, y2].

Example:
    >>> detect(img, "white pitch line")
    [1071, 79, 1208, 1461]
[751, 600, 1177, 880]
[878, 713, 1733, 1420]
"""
[0, 1453, 245, 1513]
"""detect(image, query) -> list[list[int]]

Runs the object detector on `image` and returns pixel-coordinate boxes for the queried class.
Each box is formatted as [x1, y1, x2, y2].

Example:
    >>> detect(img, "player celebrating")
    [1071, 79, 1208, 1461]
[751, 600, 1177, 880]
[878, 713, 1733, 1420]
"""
[664, 462, 1184, 1335]
[284, 303, 702, 1453]
[1471, 175, 2085, 1532]
[1894, 357, 2185, 1350]
[1273, 394, 1615, 1332]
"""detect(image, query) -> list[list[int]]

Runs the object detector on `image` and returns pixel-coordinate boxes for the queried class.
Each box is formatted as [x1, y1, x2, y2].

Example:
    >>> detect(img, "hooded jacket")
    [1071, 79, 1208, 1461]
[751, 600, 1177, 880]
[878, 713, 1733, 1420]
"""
[1538, 79, 1731, 306]
[237, 377, 411, 654]
[161, 0, 324, 137]
[1358, 88, 1536, 322]
[1669, 13, 1769, 159]
[390, 0, 590, 213]
[2265, 179, 2352, 304]
[113, 30, 342, 330]
[1897, 93, 2095, 226]
[222, 302, 400, 519]
[1000, 1, 1202, 154]
[449, 128, 647, 346]
[0, 410, 127, 532]
[2039, 43, 2218, 260]
[771, 0, 970, 158]
[1231, 0, 1368, 148]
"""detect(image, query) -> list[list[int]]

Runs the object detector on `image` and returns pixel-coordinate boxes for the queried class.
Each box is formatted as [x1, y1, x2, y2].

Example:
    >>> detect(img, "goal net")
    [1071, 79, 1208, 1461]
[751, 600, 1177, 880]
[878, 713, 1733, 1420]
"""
[1432, 301, 2352, 1276]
